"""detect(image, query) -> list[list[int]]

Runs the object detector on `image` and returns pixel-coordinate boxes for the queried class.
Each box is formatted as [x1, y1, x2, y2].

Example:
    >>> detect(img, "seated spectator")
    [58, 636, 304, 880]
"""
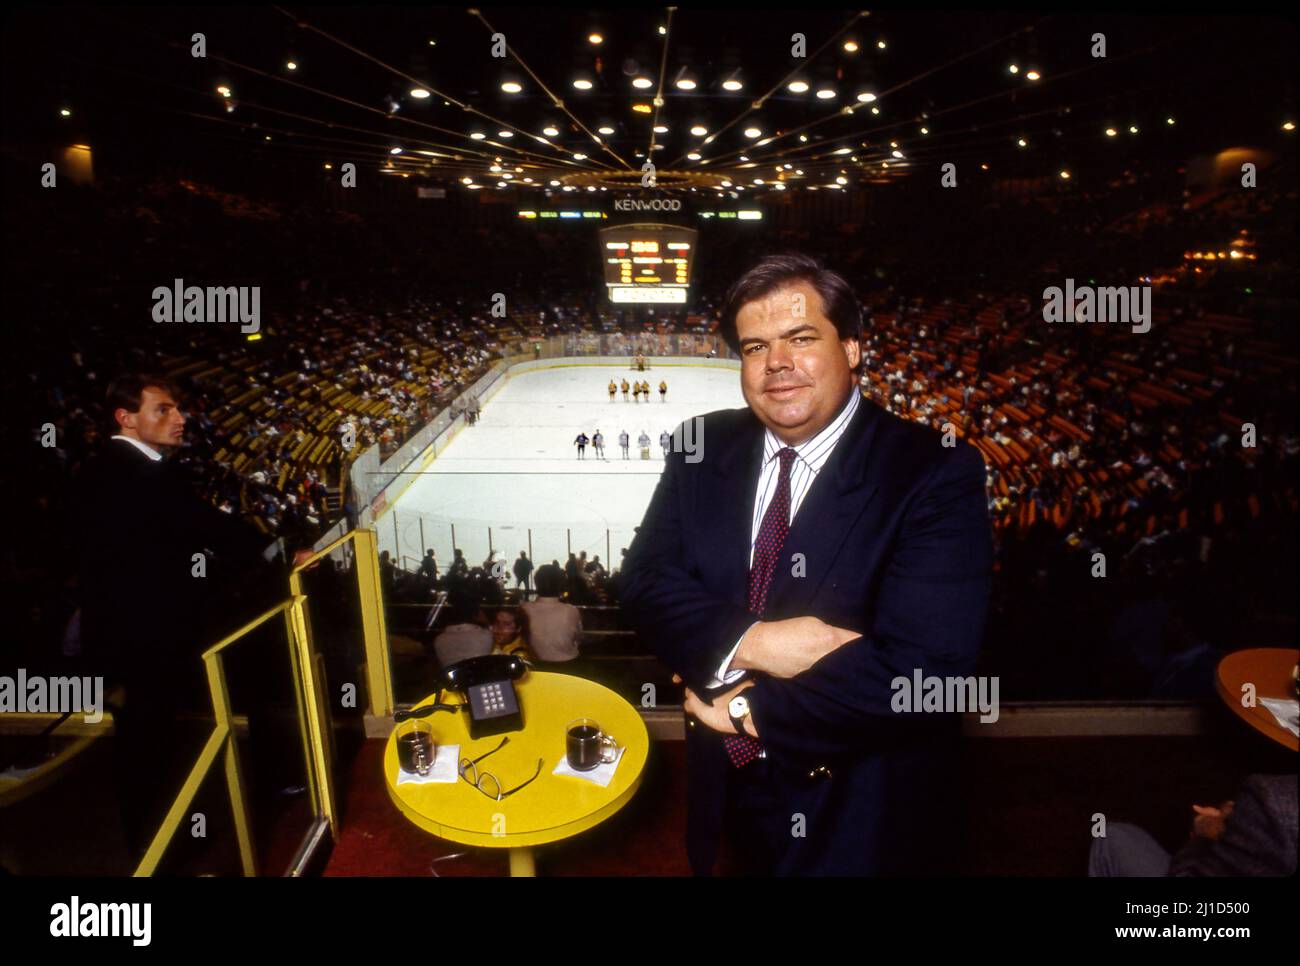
[490, 606, 532, 663]
[521, 563, 583, 662]
[1088, 774, 1297, 876]
[432, 591, 493, 668]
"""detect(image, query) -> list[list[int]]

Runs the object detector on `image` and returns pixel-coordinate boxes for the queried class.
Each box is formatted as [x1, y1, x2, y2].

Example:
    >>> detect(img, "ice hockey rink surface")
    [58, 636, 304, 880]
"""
[381, 360, 746, 571]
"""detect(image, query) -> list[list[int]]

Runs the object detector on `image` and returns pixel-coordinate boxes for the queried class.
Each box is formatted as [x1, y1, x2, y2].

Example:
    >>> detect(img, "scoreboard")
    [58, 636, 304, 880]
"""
[598, 223, 698, 304]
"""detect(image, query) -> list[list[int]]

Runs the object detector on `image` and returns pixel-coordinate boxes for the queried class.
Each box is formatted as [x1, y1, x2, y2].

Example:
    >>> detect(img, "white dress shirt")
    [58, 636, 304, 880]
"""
[710, 386, 861, 689]
[111, 434, 163, 461]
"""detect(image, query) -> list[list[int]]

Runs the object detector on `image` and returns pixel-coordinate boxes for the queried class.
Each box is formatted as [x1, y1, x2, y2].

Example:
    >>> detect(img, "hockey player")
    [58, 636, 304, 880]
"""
[619, 429, 630, 459]
[608, 379, 617, 401]
[574, 431, 589, 459]
[659, 379, 667, 402]
[659, 430, 671, 458]
[592, 429, 605, 459]
[638, 430, 651, 460]
[620, 378, 630, 401]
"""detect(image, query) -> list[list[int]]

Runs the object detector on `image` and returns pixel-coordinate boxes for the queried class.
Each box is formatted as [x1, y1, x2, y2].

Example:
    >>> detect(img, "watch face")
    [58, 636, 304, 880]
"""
[729, 694, 749, 718]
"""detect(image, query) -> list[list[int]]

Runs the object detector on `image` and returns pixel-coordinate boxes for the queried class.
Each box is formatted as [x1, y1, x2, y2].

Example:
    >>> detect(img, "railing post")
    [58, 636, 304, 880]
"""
[352, 528, 395, 719]
[286, 596, 338, 839]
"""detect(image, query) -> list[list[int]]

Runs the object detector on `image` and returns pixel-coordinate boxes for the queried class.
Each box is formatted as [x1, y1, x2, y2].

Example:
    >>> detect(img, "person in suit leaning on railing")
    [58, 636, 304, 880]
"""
[71, 372, 313, 861]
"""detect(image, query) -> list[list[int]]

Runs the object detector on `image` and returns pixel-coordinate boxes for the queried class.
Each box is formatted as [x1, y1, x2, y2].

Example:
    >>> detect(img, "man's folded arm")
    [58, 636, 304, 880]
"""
[620, 439, 758, 694]
[749, 444, 993, 769]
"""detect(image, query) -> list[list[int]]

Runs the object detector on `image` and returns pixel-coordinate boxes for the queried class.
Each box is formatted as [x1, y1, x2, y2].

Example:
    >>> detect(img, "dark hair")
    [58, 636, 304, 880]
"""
[493, 605, 530, 644]
[534, 564, 564, 598]
[105, 373, 180, 432]
[718, 253, 862, 372]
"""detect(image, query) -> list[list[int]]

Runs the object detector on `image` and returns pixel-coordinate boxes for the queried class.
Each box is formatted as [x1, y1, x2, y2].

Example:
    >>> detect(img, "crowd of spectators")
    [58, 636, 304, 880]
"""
[2, 157, 1294, 698]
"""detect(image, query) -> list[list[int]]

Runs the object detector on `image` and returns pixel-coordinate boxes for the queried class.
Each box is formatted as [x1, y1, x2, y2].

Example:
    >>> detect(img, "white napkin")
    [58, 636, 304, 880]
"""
[553, 745, 626, 787]
[1259, 698, 1299, 737]
[396, 743, 460, 785]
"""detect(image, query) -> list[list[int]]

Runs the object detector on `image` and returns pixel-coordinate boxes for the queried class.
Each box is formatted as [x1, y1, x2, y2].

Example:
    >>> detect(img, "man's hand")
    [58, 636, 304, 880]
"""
[1190, 800, 1234, 841]
[292, 548, 319, 572]
[732, 616, 860, 679]
[674, 674, 756, 737]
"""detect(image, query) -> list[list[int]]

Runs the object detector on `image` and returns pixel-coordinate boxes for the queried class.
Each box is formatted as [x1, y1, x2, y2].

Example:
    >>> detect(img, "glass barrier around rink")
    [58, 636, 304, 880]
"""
[373, 508, 675, 707]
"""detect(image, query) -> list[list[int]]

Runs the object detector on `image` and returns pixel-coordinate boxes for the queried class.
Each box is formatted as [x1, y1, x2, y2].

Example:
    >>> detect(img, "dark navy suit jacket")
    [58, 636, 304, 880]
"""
[620, 391, 993, 874]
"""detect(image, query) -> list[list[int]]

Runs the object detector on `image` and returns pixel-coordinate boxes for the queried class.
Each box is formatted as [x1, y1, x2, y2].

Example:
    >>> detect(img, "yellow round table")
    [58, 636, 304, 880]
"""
[383, 670, 649, 876]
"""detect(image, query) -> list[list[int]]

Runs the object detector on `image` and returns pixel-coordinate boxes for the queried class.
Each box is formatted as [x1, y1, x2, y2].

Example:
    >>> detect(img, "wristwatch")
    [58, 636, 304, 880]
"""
[728, 692, 752, 736]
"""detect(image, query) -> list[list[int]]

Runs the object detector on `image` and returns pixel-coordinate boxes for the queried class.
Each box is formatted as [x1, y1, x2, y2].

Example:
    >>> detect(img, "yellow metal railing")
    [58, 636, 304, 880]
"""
[0, 526, 393, 875]
[290, 527, 395, 720]
[134, 594, 334, 876]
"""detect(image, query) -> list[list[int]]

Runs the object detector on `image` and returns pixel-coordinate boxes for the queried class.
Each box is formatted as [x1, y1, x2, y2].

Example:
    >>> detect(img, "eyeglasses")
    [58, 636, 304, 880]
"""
[458, 736, 543, 801]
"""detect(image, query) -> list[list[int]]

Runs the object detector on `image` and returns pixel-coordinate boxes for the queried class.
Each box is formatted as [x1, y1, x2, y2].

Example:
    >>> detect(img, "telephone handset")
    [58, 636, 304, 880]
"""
[442, 654, 527, 739]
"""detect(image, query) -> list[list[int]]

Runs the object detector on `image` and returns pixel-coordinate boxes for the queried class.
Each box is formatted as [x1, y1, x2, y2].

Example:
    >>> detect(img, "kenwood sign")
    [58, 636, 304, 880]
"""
[614, 198, 683, 212]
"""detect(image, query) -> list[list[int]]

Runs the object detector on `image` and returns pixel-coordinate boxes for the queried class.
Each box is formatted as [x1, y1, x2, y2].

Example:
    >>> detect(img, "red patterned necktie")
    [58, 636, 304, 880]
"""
[723, 447, 797, 768]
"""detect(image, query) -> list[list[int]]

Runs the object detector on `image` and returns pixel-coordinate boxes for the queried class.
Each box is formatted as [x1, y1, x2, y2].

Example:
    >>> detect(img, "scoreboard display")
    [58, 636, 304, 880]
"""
[598, 223, 699, 304]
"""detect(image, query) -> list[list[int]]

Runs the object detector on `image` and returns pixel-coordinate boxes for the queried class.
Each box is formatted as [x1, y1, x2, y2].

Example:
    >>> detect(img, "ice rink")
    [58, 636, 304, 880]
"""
[379, 359, 745, 574]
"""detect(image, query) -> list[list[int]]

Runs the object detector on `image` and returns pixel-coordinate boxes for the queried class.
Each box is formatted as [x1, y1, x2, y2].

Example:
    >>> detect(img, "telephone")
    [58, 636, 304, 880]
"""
[442, 654, 527, 739]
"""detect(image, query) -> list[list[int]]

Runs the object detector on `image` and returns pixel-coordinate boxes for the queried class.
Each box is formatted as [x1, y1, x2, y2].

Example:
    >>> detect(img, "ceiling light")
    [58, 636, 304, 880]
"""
[588, 32, 603, 45]
[843, 40, 859, 52]
[743, 127, 762, 138]
[788, 80, 809, 93]
[815, 88, 836, 100]
[410, 88, 430, 99]
[632, 77, 653, 89]
[501, 81, 522, 94]
[572, 78, 593, 90]
[856, 91, 876, 103]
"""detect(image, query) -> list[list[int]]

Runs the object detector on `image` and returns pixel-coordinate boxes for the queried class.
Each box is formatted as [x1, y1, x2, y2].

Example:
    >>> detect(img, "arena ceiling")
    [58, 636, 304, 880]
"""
[8, 6, 1296, 199]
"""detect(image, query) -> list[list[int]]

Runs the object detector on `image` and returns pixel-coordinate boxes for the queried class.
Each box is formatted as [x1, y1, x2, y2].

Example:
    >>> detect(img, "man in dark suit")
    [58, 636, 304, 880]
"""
[620, 254, 993, 875]
[72, 373, 304, 860]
